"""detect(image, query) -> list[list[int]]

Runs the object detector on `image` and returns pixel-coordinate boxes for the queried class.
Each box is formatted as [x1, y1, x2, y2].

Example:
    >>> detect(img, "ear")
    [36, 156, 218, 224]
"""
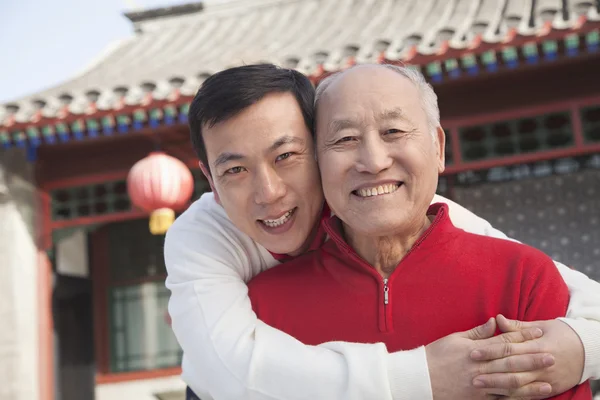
[199, 161, 220, 204]
[434, 126, 446, 174]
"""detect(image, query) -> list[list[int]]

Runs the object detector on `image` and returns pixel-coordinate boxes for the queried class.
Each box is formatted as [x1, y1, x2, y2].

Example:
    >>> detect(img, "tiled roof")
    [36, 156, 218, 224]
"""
[2, 0, 600, 126]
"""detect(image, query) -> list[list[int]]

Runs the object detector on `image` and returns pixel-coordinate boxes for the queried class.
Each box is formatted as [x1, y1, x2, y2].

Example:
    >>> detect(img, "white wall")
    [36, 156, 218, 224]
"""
[0, 148, 39, 400]
[96, 376, 186, 400]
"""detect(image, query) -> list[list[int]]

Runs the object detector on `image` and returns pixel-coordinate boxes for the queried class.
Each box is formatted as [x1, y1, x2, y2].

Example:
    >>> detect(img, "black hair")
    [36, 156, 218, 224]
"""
[188, 64, 315, 170]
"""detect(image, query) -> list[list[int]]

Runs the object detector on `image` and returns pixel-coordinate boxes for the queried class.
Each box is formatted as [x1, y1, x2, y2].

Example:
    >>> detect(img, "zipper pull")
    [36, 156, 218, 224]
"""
[383, 278, 389, 305]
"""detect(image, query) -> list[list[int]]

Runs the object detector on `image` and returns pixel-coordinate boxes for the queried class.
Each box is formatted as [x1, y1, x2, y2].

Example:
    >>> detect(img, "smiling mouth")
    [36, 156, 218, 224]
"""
[259, 208, 296, 228]
[352, 183, 403, 198]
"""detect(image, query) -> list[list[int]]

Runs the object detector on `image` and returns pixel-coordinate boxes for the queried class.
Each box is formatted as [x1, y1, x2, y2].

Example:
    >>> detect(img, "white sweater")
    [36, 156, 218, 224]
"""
[164, 193, 600, 400]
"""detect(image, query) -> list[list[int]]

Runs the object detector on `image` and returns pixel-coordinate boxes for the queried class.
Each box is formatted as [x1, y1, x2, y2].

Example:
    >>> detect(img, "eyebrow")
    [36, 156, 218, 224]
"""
[329, 119, 358, 134]
[379, 107, 405, 121]
[212, 135, 304, 168]
[268, 135, 305, 152]
[328, 108, 407, 134]
[213, 152, 245, 168]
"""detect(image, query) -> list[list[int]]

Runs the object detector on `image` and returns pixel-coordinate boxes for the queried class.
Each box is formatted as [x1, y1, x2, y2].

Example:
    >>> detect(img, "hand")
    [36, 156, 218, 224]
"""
[471, 315, 585, 399]
[426, 317, 552, 400]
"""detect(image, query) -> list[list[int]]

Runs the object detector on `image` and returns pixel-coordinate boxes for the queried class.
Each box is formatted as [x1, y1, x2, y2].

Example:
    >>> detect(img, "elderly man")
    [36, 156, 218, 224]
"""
[165, 64, 600, 400]
[246, 64, 593, 399]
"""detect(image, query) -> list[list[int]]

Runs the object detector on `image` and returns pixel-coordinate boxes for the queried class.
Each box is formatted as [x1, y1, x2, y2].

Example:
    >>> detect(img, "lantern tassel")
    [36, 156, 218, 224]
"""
[149, 208, 175, 235]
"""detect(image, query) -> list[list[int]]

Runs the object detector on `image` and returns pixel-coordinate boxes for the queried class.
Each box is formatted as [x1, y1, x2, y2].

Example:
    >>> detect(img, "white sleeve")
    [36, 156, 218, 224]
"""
[165, 194, 432, 400]
[434, 194, 600, 382]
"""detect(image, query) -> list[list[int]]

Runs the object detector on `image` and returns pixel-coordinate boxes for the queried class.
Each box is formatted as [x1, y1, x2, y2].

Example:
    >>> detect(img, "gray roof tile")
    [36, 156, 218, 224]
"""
[2, 0, 599, 125]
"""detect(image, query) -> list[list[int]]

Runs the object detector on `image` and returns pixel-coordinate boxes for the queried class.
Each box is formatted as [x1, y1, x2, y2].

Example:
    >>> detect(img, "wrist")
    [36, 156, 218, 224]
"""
[558, 317, 600, 382]
[388, 346, 433, 400]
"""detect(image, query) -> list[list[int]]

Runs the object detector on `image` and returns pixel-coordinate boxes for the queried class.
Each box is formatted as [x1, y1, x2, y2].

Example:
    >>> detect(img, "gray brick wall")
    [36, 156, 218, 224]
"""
[0, 148, 40, 400]
[454, 168, 600, 282]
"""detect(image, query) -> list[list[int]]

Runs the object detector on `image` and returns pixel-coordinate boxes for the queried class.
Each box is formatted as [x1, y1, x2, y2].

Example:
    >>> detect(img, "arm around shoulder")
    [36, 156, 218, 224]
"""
[555, 262, 600, 381]
[164, 195, 433, 400]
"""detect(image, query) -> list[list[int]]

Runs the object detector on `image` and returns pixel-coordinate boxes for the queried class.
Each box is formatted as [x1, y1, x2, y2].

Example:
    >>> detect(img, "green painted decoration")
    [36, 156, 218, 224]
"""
[14, 131, 26, 142]
[501, 47, 518, 61]
[565, 34, 579, 49]
[42, 125, 55, 137]
[71, 120, 84, 131]
[481, 50, 497, 65]
[56, 123, 68, 134]
[26, 126, 40, 139]
[86, 119, 100, 130]
[102, 115, 116, 127]
[116, 115, 131, 125]
[542, 40, 558, 54]
[444, 58, 459, 71]
[426, 62, 442, 75]
[180, 103, 190, 115]
[164, 105, 177, 117]
[586, 30, 599, 45]
[0, 130, 9, 144]
[133, 109, 147, 122]
[523, 42, 538, 57]
[461, 53, 477, 68]
[150, 108, 163, 120]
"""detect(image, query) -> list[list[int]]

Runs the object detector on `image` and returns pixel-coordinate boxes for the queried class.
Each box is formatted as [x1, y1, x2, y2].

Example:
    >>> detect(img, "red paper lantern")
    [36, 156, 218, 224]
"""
[127, 151, 194, 234]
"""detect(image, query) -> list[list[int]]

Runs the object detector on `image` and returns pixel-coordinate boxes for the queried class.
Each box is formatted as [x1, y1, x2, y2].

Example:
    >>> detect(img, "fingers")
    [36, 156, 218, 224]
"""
[471, 329, 544, 361]
[486, 381, 553, 399]
[504, 382, 554, 399]
[497, 314, 537, 333]
[473, 371, 545, 392]
[464, 317, 497, 340]
[477, 353, 555, 375]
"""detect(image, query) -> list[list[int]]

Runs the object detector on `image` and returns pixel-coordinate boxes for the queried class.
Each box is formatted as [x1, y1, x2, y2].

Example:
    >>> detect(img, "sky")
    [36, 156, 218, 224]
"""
[0, 0, 191, 103]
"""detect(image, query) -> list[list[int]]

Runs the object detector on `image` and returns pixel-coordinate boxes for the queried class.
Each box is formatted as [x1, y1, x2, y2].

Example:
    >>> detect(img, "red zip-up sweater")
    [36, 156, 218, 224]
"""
[248, 203, 592, 399]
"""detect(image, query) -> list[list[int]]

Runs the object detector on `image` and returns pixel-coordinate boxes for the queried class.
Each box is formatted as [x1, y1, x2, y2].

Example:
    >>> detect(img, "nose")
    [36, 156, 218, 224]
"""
[355, 135, 393, 174]
[253, 165, 287, 205]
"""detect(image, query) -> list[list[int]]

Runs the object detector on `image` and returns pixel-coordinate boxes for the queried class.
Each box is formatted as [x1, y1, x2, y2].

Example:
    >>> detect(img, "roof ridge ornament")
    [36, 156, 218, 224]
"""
[124, 2, 204, 24]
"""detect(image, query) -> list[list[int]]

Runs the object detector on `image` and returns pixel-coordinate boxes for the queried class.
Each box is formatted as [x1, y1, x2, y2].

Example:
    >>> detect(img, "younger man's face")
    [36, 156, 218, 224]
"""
[201, 92, 324, 255]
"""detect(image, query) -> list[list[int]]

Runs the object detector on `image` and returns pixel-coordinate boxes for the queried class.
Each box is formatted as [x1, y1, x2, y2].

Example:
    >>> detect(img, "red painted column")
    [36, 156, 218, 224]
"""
[37, 189, 54, 400]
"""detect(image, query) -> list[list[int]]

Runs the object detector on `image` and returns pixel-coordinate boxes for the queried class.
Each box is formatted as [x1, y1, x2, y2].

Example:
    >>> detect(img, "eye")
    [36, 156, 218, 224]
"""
[225, 166, 246, 175]
[385, 128, 403, 135]
[276, 152, 293, 162]
[335, 136, 356, 144]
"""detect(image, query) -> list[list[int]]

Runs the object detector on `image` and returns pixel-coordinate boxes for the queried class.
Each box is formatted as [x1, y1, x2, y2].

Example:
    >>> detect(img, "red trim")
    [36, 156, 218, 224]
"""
[571, 106, 586, 147]
[41, 170, 130, 191]
[442, 143, 600, 175]
[95, 367, 182, 384]
[448, 127, 462, 166]
[38, 251, 54, 400]
[50, 210, 148, 230]
[92, 227, 111, 374]
[36, 188, 54, 400]
[398, 23, 600, 66]
[6, 98, 193, 132]
[37, 190, 53, 251]
[442, 95, 600, 129]
[7, 25, 599, 131]
[310, 24, 600, 82]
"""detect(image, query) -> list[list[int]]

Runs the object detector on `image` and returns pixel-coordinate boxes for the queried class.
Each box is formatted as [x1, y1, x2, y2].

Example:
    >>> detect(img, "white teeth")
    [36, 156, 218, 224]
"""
[357, 184, 400, 198]
[262, 209, 294, 227]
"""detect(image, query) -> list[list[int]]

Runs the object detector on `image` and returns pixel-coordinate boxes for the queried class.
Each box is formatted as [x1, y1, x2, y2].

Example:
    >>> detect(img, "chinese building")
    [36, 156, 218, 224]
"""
[0, 1, 598, 399]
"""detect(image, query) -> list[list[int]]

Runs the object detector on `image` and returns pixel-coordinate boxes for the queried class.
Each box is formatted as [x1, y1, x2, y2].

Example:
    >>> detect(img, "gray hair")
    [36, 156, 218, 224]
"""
[314, 64, 440, 138]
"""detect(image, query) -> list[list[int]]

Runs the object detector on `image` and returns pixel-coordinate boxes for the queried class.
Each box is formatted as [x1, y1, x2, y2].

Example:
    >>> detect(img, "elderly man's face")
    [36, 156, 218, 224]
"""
[316, 66, 445, 237]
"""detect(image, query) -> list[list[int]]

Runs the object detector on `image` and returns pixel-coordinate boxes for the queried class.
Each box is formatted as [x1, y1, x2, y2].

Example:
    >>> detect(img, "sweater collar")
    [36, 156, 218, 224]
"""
[268, 203, 331, 262]
[321, 203, 458, 273]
